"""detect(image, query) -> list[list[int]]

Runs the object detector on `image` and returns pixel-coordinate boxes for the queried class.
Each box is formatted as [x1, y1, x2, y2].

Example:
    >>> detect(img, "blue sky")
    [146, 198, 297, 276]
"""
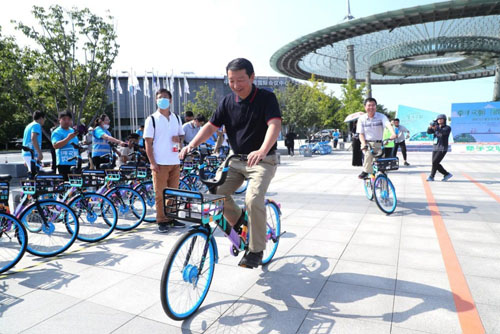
[0, 0, 495, 115]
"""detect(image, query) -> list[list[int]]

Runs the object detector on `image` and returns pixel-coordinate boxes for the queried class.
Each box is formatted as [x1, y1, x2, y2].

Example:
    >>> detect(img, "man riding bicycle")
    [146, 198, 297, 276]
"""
[180, 58, 281, 268]
[357, 97, 397, 179]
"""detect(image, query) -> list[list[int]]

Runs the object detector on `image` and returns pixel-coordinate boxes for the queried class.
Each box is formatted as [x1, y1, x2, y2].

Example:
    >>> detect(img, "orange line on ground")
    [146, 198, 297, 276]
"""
[421, 174, 485, 334]
[462, 172, 500, 204]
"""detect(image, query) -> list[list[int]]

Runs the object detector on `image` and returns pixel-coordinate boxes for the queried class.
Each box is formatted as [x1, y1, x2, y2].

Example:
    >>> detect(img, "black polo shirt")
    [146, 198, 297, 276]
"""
[209, 84, 281, 155]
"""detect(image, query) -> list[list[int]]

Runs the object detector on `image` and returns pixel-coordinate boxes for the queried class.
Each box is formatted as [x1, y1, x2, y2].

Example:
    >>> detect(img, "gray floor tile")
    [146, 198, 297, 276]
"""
[88, 275, 160, 315]
[395, 267, 451, 298]
[458, 255, 500, 279]
[204, 297, 308, 334]
[22, 300, 135, 334]
[475, 303, 500, 334]
[0, 289, 80, 334]
[297, 312, 391, 334]
[329, 260, 397, 291]
[391, 291, 461, 334]
[342, 245, 399, 266]
[312, 281, 394, 323]
[452, 240, 500, 259]
[398, 249, 446, 272]
[400, 235, 441, 252]
[209, 263, 261, 297]
[466, 275, 500, 306]
[265, 254, 337, 281]
[350, 232, 400, 249]
[289, 239, 347, 259]
[112, 316, 200, 334]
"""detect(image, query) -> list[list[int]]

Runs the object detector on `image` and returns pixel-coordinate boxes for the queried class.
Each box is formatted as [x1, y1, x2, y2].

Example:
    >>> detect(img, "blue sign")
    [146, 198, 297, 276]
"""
[451, 101, 500, 143]
[396, 105, 441, 144]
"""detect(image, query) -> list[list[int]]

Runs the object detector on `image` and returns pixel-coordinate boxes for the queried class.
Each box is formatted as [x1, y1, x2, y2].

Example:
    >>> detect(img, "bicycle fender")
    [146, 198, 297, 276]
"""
[265, 199, 282, 216]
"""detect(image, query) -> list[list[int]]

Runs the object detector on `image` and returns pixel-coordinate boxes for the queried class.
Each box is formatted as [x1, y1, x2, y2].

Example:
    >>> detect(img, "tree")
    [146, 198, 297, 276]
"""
[377, 104, 396, 120]
[183, 84, 218, 119]
[276, 75, 340, 138]
[14, 5, 119, 126]
[336, 79, 366, 132]
[0, 28, 33, 147]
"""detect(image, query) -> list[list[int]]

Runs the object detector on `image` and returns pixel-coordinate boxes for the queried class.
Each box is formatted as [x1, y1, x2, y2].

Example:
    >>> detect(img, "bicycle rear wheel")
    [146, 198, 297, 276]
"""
[106, 187, 146, 231]
[19, 200, 79, 257]
[0, 212, 28, 273]
[134, 181, 156, 223]
[262, 200, 281, 265]
[363, 178, 374, 200]
[374, 175, 397, 214]
[235, 179, 249, 194]
[161, 228, 215, 320]
[69, 193, 118, 242]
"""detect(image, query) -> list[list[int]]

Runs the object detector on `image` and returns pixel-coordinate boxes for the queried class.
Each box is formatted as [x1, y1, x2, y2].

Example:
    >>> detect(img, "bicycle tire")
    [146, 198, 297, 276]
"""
[363, 178, 374, 201]
[262, 200, 281, 265]
[105, 187, 146, 231]
[68, 192, 118, 242]
[134, 181, 156, 223]
[235, 179, 249, 195]
[0, 212, 28, 273]
[374, 175, 397, 214]
[19, 200, 79, 257]
[160, 228, 215, 320]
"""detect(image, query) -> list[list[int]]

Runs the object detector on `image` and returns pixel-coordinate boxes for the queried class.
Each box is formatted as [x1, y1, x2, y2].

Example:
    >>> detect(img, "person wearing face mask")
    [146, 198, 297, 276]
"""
[426, 114, 452, 181]
[144, 88, 185, 233]
[92, 114, 126, 169]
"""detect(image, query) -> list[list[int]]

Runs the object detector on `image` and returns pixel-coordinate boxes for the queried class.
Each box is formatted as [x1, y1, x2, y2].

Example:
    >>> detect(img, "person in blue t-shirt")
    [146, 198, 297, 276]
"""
[51, 110, 79, 179]
[332, 129, 340, 149]
[22, 110, 46, 172]
[92, 114, 126, 169]
[135, 124, 145, 148]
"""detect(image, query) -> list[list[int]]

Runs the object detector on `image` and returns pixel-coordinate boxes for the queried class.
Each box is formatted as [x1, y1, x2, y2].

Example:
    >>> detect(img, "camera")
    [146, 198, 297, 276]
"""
[429, 120, 438, 127]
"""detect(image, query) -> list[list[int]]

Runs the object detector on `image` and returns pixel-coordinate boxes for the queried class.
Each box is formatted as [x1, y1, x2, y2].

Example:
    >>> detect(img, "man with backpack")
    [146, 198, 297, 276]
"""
[144, 88, 185, 233]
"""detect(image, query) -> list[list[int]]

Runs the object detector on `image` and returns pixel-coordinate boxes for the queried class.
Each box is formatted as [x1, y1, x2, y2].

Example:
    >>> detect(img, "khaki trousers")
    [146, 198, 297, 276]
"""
[363, 142, 382, 174]
[152, 164, 180, 223]
[217, 154, 278, 252]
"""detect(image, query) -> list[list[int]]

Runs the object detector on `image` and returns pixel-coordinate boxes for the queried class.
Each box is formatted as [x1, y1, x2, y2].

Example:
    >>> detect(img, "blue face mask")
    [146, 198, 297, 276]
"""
[157, 98, 170, 110]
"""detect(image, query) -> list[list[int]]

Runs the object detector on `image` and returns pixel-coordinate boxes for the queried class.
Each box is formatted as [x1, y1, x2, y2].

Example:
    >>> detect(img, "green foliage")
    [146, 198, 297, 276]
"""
[13, 5, 119, 126]
[276, 75, 340, 136]
[377, 104, 396, 120]
[335, 78, 366, 131]
[183, 84, 218, 119]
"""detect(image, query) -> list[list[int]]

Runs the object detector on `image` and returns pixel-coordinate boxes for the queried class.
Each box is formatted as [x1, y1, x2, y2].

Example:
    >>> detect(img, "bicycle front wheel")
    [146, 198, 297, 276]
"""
[106, 187, 146, 231]
[134, 181, 156, 223]
[0, 212, 28, 273]
[262, 200, 281, 265]
[19, 200, 79, 257]
[69, 193, 118, 242]
[364, 178, 374, 200]
[374, 175, 397, 214]
[161, 228, 215, 320]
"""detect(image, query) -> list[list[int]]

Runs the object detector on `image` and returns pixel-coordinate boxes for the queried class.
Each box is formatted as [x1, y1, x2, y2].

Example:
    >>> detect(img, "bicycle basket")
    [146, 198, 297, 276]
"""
[82, 170, 106, 187]
[0, 182, 9, 204]
[105, 169, 121, 182]
[68, 174, 84, 187]
[119, 166, 137, 180]
[163, 188, 224, 224]
[22, 176, 66, 195]
[375, 157, 399, 171]
[137, 167, 148, 179]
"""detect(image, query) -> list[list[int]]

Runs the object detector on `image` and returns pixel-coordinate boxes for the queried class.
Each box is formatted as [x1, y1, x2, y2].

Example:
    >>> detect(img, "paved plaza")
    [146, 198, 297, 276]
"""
[1, 150, 500, 333]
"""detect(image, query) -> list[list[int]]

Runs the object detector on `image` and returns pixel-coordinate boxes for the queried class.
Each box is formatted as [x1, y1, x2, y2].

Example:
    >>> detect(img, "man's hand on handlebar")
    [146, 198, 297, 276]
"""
[179, 145, 192, 160]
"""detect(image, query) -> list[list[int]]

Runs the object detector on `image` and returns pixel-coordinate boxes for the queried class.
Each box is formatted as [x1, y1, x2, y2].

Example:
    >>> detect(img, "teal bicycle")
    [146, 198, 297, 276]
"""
[160, 154, 283, 320]
[363, 140, 398, 214]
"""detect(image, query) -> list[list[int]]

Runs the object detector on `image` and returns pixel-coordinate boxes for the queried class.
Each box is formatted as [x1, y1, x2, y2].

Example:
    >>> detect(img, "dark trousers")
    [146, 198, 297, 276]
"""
[333, 139, 338, 148]
[431, 150, 449, 177]
[384, 147, 393, 158]
[287, 145, 294, 156]
[57, 165, 72, 180]
[393, 141, 407, 161]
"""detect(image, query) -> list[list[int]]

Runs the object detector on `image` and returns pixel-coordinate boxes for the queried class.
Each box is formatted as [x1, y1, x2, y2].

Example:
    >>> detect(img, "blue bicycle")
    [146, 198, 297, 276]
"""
[363, 141, 398, 214]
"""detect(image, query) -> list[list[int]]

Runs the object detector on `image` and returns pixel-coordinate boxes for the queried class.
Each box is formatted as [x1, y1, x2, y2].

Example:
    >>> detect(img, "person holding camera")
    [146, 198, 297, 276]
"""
[51, 110, 79, 180]
[427, 114, 452, 181]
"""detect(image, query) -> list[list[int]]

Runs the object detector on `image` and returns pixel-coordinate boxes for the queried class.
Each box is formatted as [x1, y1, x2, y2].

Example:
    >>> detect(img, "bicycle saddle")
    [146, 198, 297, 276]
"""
[0, 174, 12, 181]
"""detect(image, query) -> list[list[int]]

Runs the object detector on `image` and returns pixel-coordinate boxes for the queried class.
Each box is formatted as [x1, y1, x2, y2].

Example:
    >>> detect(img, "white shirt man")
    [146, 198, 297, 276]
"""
[143, 89, 185, 232]
[356, 98, 396, 178]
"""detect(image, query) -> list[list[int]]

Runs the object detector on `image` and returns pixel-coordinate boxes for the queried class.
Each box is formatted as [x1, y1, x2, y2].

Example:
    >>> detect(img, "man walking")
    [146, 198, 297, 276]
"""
[180, 58, 281, 268]
[392, 118, 411, 166]
[144, 88, 185, 233]
[357, 98, 396, 179]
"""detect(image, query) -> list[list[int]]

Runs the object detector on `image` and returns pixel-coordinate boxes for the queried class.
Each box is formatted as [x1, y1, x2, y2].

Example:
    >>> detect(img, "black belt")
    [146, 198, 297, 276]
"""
[367, 140, 382, 143]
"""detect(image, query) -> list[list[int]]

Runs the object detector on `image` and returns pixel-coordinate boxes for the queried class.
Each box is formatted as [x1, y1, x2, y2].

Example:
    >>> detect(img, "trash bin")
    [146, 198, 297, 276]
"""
[339, 142, 345, 150]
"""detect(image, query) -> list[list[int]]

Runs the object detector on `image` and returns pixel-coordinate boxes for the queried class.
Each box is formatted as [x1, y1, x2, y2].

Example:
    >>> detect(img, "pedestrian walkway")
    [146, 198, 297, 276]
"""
[1, 152, 499, 333]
